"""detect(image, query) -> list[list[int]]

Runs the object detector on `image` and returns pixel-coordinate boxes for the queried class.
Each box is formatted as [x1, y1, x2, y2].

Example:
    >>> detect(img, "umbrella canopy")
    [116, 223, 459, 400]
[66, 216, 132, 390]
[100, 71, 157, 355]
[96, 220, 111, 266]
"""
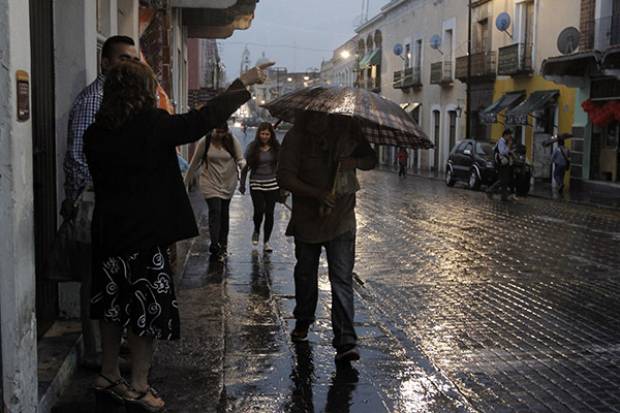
[262, 86, 433, 149]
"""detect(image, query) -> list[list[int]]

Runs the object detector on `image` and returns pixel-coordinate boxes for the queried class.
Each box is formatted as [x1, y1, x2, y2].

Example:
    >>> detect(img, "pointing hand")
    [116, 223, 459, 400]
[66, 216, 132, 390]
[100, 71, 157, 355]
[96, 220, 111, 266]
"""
[240, 61, 276, 86]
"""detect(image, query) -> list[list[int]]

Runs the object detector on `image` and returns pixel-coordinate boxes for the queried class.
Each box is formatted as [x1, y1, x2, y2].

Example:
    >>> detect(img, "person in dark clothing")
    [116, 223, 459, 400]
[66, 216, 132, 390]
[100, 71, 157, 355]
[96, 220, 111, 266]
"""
[240, 122, 281, 253]
[84, 60, 269, 411]
[277, 112, 377, 363]
[397, 147, 408, 178]
[552, 134, 571, 194]
[487, 128, 513, 201]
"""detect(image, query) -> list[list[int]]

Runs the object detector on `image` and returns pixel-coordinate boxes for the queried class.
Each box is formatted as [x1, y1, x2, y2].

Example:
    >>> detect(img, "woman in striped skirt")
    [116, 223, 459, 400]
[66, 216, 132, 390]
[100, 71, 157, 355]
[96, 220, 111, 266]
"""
[240, 122, 281, 253]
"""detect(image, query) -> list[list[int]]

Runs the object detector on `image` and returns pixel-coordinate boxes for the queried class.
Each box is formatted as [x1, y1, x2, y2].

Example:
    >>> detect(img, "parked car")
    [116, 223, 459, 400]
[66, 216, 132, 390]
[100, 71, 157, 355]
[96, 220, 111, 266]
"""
[446, 140, 497, 190]
[445, 139, 532, 196]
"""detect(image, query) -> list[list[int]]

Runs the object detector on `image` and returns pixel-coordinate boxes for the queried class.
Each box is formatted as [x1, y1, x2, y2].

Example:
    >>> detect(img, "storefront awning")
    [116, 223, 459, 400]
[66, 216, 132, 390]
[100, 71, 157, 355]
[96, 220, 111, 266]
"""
[479, 91, 525, 124]
[505, 90, 559, 126]
[358, 49, 382, 69]
[181, 0, 257, 39]
[542, 51, 600, 87]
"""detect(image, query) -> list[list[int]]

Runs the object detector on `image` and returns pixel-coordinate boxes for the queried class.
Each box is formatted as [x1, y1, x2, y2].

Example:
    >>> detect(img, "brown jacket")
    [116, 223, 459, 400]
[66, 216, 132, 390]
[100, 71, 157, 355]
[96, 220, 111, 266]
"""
[277, 126, 376, 243]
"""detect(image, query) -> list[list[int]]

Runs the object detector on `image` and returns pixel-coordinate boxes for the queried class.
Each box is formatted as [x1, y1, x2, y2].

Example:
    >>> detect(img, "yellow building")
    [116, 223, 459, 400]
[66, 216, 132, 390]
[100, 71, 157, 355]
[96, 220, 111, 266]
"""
[476, 0, 580, 188]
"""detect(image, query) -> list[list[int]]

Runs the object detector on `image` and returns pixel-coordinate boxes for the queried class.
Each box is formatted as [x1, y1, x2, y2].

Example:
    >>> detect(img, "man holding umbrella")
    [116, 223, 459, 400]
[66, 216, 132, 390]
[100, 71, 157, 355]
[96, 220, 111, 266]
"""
[278, 112, 376, 362]
[267, 85, 432, 362]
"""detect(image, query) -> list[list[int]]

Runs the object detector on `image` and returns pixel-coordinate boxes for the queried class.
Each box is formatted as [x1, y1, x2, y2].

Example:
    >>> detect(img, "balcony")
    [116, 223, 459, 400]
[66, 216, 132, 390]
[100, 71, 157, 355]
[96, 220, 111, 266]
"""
[393, 70, 403, 88]
[497, 43, 532, 76]
[393, 67, 422, 89]
[455, 51, 497, 81]
[430, 61, 453, 85]
[366, 77, 381, 93]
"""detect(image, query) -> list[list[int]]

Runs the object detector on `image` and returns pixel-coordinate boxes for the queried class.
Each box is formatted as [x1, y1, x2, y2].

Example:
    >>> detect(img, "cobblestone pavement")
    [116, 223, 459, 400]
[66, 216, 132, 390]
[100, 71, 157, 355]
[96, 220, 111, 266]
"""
[353, 171, 620, 413]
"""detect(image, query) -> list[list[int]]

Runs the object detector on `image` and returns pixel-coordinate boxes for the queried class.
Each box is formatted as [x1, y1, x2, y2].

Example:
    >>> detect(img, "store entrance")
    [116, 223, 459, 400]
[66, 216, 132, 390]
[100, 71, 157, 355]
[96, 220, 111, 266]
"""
[591, 123, 620, 182]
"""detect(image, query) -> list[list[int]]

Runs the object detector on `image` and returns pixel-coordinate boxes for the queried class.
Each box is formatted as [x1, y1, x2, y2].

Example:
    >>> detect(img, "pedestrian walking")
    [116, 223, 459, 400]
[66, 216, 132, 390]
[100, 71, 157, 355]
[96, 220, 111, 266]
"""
[239, 122, 281, 253]
[185, 124, 246, 261]
[277, 112, 377, 363]
[487, 129, 513, 201]
[84, 60, 268, 411]
[61, 35, 139, 369]
[552, 134, 571, 194]
[397, 147, 408, 178]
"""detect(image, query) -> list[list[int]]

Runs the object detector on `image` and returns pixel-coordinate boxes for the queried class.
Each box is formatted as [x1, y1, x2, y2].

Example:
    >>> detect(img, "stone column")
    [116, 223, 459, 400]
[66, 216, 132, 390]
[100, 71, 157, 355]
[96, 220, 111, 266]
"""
[0, 0, 38, 411]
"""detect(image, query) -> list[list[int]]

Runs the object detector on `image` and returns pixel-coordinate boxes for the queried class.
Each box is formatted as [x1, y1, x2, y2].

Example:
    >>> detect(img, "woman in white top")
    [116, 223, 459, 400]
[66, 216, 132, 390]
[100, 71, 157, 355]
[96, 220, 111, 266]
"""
[185, 123, 245, 259]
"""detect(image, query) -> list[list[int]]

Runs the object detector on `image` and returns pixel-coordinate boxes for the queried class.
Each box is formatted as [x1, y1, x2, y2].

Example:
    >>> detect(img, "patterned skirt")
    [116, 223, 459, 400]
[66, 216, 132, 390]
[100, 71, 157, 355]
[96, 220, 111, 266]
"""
[90, 246, 180, 340]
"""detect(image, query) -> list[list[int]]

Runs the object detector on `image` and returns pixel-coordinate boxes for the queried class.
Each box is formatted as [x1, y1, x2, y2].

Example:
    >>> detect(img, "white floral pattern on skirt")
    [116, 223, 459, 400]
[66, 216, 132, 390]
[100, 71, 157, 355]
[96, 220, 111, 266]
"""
[91, 246, 180, 340]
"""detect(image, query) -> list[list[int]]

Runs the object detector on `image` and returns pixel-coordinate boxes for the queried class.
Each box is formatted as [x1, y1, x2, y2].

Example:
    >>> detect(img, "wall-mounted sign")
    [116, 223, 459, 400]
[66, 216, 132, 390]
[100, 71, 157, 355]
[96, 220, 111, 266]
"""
[16, 70, 30, 122]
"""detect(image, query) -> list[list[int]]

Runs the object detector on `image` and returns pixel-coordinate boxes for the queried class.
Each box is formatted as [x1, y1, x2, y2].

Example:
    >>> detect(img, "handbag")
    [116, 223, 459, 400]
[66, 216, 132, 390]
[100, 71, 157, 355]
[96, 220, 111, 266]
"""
[46, 218, 91, 282]
[73, 188, 95, 244]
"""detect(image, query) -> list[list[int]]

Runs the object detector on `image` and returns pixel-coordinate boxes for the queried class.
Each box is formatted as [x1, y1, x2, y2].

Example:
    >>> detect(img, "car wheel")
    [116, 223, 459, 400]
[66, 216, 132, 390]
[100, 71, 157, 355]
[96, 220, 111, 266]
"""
[468, 169, 481, 190]
[445, 168, 455, 187]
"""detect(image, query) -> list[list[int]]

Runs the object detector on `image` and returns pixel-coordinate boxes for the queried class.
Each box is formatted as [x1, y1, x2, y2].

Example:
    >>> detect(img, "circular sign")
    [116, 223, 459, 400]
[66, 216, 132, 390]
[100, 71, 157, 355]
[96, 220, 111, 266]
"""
[393, 43, 403, 56]
[496, 12, 511, 32]
[430, 34, 442, 50]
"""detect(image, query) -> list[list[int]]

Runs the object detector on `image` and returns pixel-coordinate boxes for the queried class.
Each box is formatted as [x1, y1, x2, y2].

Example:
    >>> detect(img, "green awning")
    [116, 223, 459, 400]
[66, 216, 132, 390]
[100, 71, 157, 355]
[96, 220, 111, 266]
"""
[480, 91, 525, 124]
[359, 48, 382, 69]
[505, 90, 559, 126]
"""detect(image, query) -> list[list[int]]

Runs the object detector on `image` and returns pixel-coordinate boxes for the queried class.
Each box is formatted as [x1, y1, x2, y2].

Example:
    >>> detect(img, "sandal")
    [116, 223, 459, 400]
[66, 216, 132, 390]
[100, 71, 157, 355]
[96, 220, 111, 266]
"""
[125, 386, 165, 412]
[93, 374, 131, 405]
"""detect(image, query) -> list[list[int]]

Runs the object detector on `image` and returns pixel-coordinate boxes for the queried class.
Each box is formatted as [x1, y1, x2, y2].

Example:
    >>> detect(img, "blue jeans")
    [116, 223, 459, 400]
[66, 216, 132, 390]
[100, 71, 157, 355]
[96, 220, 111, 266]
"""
[293, 230, 357, 348]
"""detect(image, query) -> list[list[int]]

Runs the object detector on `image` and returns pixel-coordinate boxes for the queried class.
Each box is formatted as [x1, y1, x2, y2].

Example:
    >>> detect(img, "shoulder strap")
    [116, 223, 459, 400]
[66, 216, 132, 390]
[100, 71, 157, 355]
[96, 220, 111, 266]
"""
[202, 135, 212, 166]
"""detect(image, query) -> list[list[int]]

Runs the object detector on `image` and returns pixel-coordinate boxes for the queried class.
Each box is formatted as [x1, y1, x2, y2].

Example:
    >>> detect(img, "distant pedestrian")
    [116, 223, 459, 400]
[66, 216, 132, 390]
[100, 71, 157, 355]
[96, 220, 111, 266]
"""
[487, 129, 513, 201]
[185, 124, 246, 260]
[84, 60, 267, 411]
[552, 134, 571, 194]
[62, 35, 139, 369]
[239, 122, 281, 253]
[397, 147, 408, 178]
[278, 112, 377, 363]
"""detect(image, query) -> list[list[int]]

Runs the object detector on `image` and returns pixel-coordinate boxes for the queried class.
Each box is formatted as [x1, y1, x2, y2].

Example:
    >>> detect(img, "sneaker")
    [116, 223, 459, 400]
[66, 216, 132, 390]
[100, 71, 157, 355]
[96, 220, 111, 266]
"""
[335, 345, 360, 363]
[291, 322, 310, 342]
[252, 232, 259, 246]
[263, 242, 273, 253]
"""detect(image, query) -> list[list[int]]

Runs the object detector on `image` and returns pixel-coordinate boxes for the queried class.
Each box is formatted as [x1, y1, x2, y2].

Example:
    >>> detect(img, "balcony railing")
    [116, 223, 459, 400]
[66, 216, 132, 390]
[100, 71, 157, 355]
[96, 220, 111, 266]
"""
[393, 67, 422, 89]
[497, 43, 532, 76]
[455, 51, 497, 81]
[393, 70, 403, 88]
[430, 61, 453, 85]
[366, 76, 381, 92]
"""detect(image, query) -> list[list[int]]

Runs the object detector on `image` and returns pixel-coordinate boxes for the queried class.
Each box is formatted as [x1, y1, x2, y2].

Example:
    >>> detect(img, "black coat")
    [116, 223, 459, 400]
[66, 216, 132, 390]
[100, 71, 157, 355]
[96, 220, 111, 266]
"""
[84, 80, 250, 256]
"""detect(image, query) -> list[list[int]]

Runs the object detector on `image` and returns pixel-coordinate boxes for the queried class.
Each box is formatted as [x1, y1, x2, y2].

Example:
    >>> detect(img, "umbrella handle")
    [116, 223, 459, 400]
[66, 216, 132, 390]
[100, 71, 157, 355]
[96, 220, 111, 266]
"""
[273, 119, 283, 130]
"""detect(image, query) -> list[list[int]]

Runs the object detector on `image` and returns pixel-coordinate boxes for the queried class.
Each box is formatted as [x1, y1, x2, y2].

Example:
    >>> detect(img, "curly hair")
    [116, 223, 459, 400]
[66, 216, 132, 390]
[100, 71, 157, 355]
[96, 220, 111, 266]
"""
[247, 122, 280, 170]
[96, 61, 157, 130]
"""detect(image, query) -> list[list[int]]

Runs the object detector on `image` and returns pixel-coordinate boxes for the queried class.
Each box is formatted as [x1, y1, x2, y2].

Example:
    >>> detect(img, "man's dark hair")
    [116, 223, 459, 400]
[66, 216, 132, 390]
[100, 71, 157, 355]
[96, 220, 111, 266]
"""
[502, 128, 513, 137]
[101, 35, 135, 59]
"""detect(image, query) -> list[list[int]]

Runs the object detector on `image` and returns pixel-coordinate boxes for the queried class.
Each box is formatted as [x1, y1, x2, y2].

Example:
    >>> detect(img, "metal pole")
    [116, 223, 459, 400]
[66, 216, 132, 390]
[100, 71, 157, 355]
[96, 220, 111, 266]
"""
[466, 0, 472, 140]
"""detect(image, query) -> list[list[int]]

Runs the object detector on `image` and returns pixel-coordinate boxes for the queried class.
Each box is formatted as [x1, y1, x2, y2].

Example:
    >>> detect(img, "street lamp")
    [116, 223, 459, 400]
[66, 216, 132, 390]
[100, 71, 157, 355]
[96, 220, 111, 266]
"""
[287, 77, 293, 82]
[340, 50, 351, 59]
[303, 75, 310, 81]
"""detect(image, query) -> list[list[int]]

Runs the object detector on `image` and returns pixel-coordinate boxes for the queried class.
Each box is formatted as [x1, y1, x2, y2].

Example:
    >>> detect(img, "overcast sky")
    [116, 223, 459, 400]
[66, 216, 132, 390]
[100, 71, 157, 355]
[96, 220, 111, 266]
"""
[220, 0, 385, 79]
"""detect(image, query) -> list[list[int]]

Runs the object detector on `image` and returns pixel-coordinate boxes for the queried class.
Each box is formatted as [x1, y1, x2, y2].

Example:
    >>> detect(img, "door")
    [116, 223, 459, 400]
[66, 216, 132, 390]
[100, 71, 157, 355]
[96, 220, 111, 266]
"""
[30, 0, 59, 337]
[433, 110, 441, 173]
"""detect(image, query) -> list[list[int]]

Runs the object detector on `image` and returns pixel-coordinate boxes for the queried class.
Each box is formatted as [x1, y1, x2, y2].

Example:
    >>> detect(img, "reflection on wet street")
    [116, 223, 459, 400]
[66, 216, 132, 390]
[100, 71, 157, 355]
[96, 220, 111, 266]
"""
[167, 127, 620, 412]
